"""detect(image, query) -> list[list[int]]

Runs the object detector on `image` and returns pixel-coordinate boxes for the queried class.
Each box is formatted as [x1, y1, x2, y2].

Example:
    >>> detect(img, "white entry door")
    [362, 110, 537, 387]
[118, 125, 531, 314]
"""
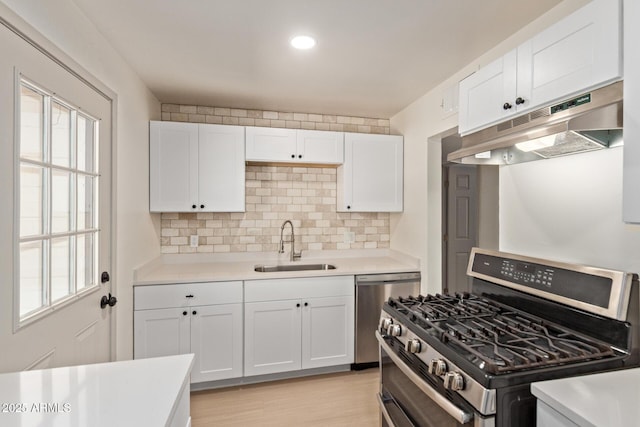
[0, 19, 113, 371]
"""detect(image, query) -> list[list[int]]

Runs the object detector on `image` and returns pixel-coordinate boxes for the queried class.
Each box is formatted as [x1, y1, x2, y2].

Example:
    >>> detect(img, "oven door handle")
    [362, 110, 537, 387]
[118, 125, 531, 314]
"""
[376, 331, 474, 425]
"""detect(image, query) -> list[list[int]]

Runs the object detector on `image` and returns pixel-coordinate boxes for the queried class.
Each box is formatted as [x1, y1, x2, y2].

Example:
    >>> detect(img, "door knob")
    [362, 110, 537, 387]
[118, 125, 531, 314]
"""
[100, 293, 117, 309]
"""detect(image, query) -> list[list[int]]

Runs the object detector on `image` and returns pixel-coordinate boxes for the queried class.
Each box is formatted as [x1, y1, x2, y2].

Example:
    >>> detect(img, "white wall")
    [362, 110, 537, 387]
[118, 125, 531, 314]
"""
[0, 0, 161, 363]
[500, 148, 640, 272]
[390, 0, 589, 293]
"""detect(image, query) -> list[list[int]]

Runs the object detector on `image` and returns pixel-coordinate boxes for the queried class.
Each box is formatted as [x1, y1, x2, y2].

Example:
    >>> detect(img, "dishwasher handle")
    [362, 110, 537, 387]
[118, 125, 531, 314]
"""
[356, 272, 421, 284]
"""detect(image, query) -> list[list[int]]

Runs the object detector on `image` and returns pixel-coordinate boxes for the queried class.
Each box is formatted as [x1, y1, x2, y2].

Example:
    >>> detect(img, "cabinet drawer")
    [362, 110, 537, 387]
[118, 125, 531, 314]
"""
[245, 276, 354, 302]
[135, 281, 243, 310]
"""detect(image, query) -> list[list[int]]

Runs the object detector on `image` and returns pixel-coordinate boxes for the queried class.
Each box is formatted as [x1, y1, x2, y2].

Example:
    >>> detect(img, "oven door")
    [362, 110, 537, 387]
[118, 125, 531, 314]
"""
[377, 332, 494, 427]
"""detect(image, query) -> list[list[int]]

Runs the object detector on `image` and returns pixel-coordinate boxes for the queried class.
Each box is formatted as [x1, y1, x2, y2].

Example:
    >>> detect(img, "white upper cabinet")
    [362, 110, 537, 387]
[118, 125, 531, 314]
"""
[459, 0, 622, 135]
[245, 126, 344, 164]
[150, 121, 245, 212]
[338, 133, 403, 212]
[623, 0, 640, 223]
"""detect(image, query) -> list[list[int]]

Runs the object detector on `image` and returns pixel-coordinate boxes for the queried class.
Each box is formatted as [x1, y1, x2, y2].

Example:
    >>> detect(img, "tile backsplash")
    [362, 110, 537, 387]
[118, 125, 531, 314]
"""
[159, 103, 392, 255]
[160, 165, 390, 254]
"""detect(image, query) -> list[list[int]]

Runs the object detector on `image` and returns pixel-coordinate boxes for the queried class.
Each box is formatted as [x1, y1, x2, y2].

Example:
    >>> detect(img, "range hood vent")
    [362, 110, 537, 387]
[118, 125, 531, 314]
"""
[448, 81, 623, 165]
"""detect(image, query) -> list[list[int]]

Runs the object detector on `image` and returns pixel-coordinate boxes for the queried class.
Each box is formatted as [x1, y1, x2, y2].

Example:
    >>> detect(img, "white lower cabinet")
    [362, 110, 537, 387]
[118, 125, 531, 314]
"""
[134, 282, 243, 383]
[244, 276, 355, 377]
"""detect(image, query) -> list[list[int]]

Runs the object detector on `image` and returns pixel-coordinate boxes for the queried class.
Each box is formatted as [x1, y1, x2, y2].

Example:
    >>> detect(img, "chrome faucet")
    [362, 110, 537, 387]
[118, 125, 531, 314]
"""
[279, 220, 301, 261]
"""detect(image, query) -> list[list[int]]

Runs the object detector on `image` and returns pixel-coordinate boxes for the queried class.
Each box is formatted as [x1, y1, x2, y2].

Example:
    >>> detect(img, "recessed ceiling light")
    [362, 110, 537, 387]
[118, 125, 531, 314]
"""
[290, 35, 316, 50]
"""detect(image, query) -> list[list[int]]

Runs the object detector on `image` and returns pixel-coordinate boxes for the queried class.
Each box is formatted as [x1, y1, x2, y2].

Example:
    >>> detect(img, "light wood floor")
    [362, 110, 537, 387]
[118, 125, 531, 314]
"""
[191, 369, 380, 426]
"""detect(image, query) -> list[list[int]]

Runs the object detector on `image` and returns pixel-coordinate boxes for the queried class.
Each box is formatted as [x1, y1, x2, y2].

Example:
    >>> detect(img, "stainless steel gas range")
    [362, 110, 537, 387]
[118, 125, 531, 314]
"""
[377, 248, 640, 427]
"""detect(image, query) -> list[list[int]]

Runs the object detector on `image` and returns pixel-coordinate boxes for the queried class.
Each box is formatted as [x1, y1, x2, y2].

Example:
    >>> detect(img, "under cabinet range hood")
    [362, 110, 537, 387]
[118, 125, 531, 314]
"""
[448, 81, 623, 165]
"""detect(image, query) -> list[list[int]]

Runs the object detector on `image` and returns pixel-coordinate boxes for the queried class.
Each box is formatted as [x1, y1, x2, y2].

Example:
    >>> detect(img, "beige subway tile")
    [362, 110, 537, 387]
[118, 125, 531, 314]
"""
[163, 213, 180, 220]
[206, 236, 224, 245]
[308, 114, 323, 122]
[371, 126, 388, 134]
[189, 114, 205, 123]
[270, 119, 286, 128]
[278, 112, 294, 120]
[364, 118, 379, 126]
[343, 124, 358, 132]
[161, 246, 179, 254]
[247, 110, 263, 119]
[300, 121, 316, 130]
[205, 115, 223, 124]
[162, 104, 180, 112]
[357, 125, 372, 133]
[293, 113, 308, 121]
[170, 113, 189, 122]
[337, 116, 350, 124]
[170, 220, 188, 228]
[223, 116, 240, 125]
[285, 120, 301, 129]
[171, 236, 188, 245]
[197, 106, 215, 115]
[197, 245, 214, 253]
[161, 112, 171, 121]
[329, 123, 344, 131]
[378, 119, 391, 127]
[180, 105, 197, 114]
[255, 119, 271, 127]
[239, 118, 256, 126]
[323, 115, 337, 123]
[161, 228, 179, 237]
[315, 122, 331, 131]
[214, 107, 231, 116]
[205, 219, 223, 228]
[213, 245, 231, 253]
[263, 111, 279, 119]
[231, 109, 248, 117]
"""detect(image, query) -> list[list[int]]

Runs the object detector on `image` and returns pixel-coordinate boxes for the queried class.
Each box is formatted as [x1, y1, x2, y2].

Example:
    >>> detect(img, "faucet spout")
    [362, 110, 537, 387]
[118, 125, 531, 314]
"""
[279, 220, 301, 261]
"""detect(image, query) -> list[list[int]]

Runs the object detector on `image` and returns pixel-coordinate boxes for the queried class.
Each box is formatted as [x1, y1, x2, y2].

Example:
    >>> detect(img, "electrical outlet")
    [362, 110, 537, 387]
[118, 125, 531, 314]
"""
[190, 235, 199, 248]
[344, 231, 355, 244]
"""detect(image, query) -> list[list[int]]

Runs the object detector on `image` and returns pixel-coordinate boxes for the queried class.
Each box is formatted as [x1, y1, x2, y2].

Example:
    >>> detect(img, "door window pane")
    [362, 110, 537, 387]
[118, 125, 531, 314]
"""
[76, 234, 94, 290]
[51, 102, 71, 167]
[77, 115, 95, 173]
[20, 241, 44, 315]
[51, 170, 71, 233]
[77, 175, 94, 230]
[20, 86, 44, 162]
[51, 237, 71, 302]
[20, 164, 44, 237]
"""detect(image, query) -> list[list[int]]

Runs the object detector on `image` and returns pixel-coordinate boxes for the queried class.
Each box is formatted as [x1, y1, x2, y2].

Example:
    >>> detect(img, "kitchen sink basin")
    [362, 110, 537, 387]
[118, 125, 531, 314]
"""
[254, 263, 336, 272]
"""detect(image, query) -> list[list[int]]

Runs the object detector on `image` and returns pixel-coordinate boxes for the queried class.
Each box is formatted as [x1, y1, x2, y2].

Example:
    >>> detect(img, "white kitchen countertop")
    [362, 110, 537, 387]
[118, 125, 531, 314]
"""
[0, 354, 193, 427]
[531, 368, 640, 427]
[133, 249, 420, 285]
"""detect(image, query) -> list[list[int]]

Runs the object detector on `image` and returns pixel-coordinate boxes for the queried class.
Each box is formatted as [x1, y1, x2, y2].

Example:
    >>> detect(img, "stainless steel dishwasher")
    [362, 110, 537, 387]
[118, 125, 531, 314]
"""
[354, 271, 421, 369]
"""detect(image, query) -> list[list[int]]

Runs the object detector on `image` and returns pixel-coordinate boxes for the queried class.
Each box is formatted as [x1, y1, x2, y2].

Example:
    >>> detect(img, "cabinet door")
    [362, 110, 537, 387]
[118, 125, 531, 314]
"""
[302, 296, 354, 369]
[624, 0, 640, 223]
[339, 133, 403, 212]
[244, 300, 302, 376]
[458, 50, 517, 135]
[296, 130, 344, 164]
[149, 121, 198, 212]
[198, 124, 245, 212]
[245, 126, 297, 162]
[190, 303, 243, 383]
[134, 308, 190, 359]
[523, 0, 621, 111]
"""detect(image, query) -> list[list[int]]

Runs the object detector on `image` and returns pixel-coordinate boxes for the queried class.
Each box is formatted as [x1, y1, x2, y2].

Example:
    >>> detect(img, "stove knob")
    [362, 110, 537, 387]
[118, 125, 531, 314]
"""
[405, 339, 422, 354]
[444, 372, 465, 391]
[428, 359, 448, 376]
[380, 318, 393, 331]
[387, 324, 402, 337]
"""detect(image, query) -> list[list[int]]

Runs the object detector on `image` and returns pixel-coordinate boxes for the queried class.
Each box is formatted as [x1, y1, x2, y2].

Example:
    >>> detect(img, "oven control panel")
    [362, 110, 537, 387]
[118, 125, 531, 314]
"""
[472, 252, 612, 309]
[499, 260, 554, 287]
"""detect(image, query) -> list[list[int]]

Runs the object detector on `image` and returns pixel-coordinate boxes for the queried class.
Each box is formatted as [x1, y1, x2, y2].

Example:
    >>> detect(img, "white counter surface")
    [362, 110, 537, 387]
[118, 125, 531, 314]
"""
[531, 368, 640, 427]
[0, 354, 193, 427]
[134, 249, 420, 285]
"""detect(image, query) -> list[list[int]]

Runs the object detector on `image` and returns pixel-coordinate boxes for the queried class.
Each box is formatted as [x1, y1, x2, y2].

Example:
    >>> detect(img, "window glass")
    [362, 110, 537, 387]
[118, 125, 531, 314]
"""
[20, 86, 43, 162]
[18, 80, 100, 319]
[51, 102, 71, 167]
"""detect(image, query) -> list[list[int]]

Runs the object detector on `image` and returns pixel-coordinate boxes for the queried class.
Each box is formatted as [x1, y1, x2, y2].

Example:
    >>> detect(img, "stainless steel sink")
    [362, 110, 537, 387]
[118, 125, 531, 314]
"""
[254, 263, 336, 272]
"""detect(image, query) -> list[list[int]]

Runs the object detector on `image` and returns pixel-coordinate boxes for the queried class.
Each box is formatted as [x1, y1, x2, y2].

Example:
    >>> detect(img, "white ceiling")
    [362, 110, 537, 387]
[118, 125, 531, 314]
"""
[71, 0, 562, 119]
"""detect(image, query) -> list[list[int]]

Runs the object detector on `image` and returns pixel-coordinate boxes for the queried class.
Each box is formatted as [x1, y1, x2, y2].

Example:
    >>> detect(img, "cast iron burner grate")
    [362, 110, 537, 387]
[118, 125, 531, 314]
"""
[389, 294, 614, 374]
